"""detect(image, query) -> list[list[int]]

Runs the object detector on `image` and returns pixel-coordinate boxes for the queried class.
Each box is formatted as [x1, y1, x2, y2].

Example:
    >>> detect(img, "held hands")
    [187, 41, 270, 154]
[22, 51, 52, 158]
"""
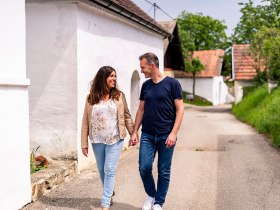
[165, 133, 177, 148]
[82, 148, 88, 157]
[128, 132, 176, 148]
[129, 133, 139, 147]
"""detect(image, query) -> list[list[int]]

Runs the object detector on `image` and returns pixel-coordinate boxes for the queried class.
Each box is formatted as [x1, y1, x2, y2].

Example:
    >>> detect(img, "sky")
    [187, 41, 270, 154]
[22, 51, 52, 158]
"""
[131, 0, 247, 36]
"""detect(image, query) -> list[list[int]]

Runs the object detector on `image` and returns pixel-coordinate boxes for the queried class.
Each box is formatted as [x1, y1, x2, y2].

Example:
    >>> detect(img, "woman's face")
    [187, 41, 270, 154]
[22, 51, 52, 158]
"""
[106, 71, 116, 89]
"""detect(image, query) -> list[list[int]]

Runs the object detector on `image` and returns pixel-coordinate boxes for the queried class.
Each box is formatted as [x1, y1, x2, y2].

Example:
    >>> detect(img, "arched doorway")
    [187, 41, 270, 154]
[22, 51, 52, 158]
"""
[130, 70, 140, 119]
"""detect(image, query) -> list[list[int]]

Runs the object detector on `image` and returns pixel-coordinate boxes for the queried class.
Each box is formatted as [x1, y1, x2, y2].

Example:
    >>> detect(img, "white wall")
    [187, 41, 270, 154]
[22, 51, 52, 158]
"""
[26, 1, 164, 170]
[212, 76, 229, 105]
[178, 76, 230, 105]
[26, 3, 78, 159]
[76, 3, 164, 170]
[234, 80, 256, 103]
[0, 1, 31, 209]
[178, 78, 213, 103]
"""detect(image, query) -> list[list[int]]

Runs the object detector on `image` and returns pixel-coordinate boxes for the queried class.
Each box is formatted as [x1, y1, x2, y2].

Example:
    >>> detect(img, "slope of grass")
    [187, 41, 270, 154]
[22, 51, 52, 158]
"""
[232, 85, 280, 147]
[183, 91, 212, 106]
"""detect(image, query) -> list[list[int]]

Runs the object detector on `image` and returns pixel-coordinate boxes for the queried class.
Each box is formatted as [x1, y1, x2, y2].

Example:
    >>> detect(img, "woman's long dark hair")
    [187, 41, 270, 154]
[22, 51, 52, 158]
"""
[88, 66, 121, 105]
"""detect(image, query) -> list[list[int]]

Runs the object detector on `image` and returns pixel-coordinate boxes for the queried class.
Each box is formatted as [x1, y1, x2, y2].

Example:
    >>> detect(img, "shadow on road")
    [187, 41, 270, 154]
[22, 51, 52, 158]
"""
[215, 134, 280, 209]
[39, 196, 140, 210]
[191, 105, 232, 113]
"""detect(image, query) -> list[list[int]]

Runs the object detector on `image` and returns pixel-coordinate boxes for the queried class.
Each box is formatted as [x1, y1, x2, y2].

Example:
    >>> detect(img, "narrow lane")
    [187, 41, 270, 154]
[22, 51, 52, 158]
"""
[114, 105, 280, 210]
[22, 105, 280, 210]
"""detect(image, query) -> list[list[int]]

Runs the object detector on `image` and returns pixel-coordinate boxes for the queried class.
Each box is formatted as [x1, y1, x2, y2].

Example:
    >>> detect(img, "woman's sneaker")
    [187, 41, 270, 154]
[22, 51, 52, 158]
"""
[153, 204, 163, 210]
[142, 196, 155, 210]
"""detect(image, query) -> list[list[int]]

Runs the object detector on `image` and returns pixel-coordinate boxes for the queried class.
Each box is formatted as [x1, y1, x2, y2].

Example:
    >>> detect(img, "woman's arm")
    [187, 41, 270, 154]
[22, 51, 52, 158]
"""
[81, 98, 89, 156]
[121, 93, 134, 135]
[129, 100, 144, 147]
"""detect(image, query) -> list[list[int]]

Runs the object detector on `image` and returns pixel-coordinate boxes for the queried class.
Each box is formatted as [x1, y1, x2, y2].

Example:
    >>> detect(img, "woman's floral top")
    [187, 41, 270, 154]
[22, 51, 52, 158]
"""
[91, 99, 120, 145]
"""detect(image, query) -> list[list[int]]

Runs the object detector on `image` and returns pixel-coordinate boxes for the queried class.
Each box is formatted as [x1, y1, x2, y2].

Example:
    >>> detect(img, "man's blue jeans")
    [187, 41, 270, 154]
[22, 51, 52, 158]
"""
[92, 139, 124, 208]
[139, 133, 175, 206]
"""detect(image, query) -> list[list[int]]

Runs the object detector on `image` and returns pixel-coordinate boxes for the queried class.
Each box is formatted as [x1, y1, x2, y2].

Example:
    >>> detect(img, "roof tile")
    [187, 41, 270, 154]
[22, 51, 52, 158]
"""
[233, 44, 264, 80]
[187, 50, 224, 78]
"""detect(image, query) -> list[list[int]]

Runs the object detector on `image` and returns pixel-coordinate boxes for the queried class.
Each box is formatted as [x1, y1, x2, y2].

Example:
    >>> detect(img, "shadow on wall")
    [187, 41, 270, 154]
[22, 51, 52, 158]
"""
[130, 70, 140, 119]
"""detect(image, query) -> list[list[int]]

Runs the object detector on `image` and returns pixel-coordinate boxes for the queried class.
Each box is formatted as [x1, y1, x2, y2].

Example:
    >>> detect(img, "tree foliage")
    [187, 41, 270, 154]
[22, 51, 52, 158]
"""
[177, 11, 228, 55]
[250, 27, 280, 82]
[221, 51, 232, 77]
[185, 58, 205, 97]
[177, 11, 229, 95]
[232, 0, 280, 44]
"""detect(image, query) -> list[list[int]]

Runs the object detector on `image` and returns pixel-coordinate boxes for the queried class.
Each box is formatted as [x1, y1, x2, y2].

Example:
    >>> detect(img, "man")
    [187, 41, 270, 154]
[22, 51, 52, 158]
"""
[129, 52, 184, 210]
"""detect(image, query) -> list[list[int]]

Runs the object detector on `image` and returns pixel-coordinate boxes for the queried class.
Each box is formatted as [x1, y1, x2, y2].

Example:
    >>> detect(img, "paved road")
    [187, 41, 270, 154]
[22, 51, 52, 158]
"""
[22, 105, 280, 210]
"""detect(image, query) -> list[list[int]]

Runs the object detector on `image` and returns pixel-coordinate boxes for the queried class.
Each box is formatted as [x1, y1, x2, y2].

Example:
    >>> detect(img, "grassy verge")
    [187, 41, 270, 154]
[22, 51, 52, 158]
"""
[183, 91, 212, 106]
[232, 85, 280, 147]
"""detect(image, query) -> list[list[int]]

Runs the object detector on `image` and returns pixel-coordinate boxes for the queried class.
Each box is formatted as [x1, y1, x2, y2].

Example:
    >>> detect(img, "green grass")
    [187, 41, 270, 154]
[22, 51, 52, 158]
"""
[232, 84, 280, 147]
[30, 163, 45, 174]
[183, 91, 212, 106]
[243, 85, 258, 97]
[225, 81, 234, 88]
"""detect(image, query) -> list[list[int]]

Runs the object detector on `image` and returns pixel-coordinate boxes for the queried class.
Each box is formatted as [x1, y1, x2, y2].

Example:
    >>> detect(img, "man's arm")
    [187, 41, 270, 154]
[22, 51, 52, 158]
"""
[129, 100, 145, 147]
[165, 98, 184, 148]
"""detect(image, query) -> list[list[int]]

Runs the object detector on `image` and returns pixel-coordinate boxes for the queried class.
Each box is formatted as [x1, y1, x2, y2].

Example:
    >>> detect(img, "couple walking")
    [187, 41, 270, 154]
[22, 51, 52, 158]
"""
[81, 52, 184, 210]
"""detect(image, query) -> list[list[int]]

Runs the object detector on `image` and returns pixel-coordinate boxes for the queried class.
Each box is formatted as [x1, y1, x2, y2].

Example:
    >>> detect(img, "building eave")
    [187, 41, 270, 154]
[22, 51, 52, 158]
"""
[26, 0, 172, 39]
[89, 0, 171, 39]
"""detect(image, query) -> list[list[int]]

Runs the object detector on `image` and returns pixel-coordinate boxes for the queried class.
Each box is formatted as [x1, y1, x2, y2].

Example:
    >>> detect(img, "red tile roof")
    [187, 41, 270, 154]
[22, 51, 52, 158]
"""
[191, 49, 224, 78]
[233, 44, 259, 80]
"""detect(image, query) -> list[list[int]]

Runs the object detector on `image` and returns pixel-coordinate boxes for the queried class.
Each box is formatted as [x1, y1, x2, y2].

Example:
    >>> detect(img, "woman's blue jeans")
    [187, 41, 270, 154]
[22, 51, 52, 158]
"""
[92, 139, 124, 208]
[139, 133, 175, 206]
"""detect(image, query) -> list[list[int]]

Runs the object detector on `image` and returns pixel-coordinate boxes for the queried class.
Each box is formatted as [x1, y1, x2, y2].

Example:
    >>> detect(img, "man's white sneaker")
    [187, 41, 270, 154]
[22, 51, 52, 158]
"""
[153, 204, 163, 210]
[142, 196, 155, 210]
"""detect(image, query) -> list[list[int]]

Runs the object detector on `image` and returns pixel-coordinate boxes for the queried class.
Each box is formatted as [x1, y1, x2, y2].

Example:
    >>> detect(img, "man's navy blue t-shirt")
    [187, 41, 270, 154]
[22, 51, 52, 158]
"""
[140, 76, 183, 136]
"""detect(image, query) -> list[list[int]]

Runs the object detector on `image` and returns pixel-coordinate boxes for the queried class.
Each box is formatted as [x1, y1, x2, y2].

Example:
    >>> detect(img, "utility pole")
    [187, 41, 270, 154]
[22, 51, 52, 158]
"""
[153, 3, 156, 19]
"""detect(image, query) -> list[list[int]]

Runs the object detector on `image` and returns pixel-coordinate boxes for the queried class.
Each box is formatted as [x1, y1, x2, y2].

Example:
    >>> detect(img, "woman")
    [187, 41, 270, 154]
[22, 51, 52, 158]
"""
[81, 66, 134, 210]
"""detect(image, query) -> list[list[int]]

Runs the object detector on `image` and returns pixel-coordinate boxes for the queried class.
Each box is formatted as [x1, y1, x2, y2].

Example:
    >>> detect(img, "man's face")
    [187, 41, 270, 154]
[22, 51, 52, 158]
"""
[140, 58, 153, 78]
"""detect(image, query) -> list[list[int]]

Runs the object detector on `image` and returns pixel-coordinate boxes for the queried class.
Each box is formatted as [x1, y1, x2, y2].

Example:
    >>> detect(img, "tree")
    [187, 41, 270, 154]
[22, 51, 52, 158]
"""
[232, 0, 280, 44]
[185, 58, 205, 98]
[250, 27, 280, 82]
[177, 12, 228, 97]
[177, 11, 228, 53]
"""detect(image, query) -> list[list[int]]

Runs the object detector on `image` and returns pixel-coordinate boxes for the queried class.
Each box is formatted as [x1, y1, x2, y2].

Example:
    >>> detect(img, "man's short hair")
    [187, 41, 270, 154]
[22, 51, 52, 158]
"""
[139, 52, 159, 68]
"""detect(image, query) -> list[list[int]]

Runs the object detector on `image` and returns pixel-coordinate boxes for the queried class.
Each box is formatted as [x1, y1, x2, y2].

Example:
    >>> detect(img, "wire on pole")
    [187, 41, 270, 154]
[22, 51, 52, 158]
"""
[143, 0, 173, 20]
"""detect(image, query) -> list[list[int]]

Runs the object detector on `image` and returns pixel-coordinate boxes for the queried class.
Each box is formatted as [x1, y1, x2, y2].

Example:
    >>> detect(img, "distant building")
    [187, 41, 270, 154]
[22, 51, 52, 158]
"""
[232, 44, 262, 103]
[175, 49, 232, 105]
